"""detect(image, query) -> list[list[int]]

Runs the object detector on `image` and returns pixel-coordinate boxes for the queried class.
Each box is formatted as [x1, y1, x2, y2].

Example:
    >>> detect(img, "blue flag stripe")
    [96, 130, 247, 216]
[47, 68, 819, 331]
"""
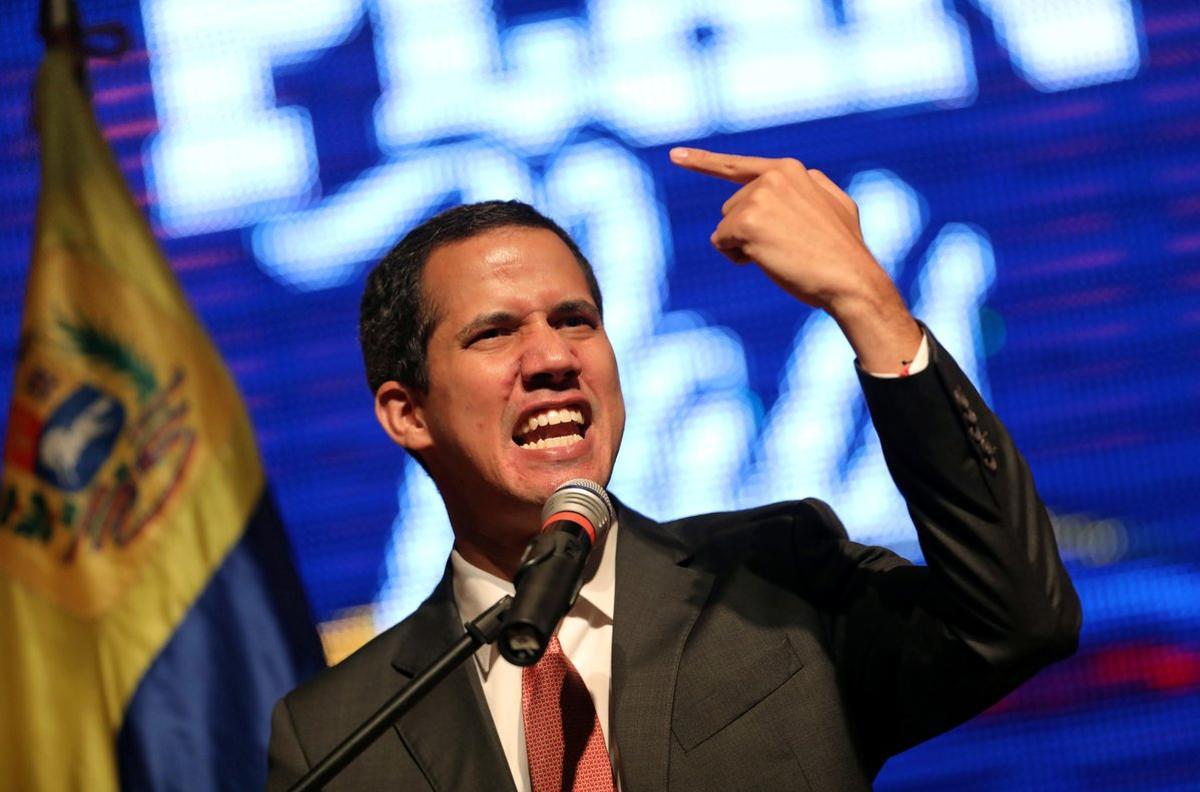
[115, 493, 325, 790]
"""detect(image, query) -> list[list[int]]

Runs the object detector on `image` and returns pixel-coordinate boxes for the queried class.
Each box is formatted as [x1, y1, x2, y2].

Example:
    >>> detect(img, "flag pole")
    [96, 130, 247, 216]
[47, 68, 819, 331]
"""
[37, 0, 129, 92]
[38, 0, 80, 43]
[38, 0, 85, 87]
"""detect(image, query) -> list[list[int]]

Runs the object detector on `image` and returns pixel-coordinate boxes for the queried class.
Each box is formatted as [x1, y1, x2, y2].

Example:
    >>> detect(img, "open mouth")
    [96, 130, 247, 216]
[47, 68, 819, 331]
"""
[513, 405, 590, 450]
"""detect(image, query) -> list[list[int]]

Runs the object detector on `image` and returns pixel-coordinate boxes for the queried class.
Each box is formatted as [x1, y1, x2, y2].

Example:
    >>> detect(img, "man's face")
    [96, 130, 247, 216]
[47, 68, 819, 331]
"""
[412, 226, 625, 519]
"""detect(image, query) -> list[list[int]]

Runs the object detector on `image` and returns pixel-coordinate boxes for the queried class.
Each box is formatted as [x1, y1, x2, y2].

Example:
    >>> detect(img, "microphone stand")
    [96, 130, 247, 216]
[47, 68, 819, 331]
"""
[288, 595, 513, 792]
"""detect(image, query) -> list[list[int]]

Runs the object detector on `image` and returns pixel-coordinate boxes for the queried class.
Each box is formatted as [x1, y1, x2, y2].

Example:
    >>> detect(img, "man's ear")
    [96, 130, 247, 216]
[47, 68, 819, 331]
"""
[374, 380, 434, 453]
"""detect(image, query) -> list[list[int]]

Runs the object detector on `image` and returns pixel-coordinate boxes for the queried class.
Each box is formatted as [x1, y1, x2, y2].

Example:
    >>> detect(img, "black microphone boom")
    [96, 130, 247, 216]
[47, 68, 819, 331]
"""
[498, 479, 614, 666]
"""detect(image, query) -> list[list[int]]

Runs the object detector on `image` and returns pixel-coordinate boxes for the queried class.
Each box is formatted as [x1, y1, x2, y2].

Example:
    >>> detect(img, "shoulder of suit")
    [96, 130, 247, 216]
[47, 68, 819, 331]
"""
[659, 498, 848, 537]
[656, 499, 913, 609]
[282, 609, 412, 713]
[654, 498, 852, 558]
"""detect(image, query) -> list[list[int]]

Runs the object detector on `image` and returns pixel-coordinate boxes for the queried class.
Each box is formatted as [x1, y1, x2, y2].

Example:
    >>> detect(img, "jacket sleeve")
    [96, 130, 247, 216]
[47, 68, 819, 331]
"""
[266, 696, 310, 791]
[809, 327, 1082, 768]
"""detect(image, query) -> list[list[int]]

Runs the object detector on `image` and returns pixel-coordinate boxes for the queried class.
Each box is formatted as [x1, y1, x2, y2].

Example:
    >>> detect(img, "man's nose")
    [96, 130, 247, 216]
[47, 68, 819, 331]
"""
[520, 323, 581, 388]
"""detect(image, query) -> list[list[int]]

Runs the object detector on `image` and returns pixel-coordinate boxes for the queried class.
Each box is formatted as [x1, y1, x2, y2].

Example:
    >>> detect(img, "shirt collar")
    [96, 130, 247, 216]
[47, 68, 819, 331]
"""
[451, 518, 619, 674]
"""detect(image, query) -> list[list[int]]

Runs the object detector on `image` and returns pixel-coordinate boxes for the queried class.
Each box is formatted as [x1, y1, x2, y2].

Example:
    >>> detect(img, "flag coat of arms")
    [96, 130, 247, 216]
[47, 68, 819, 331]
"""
[0, 45, 324, 789]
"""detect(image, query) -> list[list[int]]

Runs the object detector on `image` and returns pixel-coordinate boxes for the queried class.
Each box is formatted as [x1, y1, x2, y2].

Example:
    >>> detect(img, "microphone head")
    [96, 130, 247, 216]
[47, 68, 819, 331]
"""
[541, 479, 615, 544]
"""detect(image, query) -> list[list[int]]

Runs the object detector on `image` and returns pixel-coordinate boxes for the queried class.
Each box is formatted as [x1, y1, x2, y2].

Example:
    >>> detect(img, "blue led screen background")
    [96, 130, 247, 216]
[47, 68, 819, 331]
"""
[1, 1, 1198, 788]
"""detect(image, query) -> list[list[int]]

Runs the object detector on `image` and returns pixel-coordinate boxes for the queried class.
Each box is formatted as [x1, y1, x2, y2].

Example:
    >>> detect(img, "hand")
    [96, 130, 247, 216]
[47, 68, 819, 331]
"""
[670, 147, 883, 309]
[670, 147, 922, 372]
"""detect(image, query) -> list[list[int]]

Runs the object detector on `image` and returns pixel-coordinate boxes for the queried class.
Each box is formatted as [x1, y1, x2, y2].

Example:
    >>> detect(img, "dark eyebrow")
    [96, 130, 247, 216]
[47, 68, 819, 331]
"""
[548, 299, 601, 323]
[454, 300, 601, 345]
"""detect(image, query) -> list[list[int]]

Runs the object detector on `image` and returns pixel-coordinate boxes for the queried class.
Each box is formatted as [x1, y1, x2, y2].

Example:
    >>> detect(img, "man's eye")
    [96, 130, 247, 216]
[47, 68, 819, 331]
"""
[560, 315, 596, 328]
[470, 328, 508, 344]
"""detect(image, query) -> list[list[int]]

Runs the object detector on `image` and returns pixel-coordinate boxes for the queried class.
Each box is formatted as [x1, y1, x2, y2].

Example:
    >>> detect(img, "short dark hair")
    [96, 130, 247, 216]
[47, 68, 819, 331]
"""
[359, 200, 603, 394]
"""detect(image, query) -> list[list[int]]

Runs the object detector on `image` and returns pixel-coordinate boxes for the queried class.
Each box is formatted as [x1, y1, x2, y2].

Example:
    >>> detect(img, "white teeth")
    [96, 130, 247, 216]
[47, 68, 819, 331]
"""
[523, 433, 583, 450]
[517, 408, 589, 444]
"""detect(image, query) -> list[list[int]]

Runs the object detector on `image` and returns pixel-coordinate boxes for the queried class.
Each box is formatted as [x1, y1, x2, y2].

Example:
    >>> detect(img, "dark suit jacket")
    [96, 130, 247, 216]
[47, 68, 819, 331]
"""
[268, 334, 1081, 790]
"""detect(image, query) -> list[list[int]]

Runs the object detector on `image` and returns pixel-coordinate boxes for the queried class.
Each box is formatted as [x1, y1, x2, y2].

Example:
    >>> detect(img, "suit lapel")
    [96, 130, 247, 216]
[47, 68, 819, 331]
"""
[612, 504, 714, 791]
[390, 569, 517, 792]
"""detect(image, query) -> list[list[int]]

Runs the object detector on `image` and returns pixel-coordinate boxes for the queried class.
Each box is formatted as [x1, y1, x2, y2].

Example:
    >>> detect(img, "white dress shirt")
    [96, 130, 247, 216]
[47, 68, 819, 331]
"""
[449, 334, 929, 791]
[451, 520, 619, 792]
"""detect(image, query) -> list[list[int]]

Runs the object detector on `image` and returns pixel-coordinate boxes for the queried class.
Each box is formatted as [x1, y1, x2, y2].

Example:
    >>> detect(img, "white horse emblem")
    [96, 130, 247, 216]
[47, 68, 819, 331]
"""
[39, 395, 118, 489]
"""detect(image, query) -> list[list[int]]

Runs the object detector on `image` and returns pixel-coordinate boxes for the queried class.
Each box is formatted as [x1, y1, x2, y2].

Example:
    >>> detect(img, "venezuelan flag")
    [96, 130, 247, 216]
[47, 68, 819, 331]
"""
[0, 43, 325, 790]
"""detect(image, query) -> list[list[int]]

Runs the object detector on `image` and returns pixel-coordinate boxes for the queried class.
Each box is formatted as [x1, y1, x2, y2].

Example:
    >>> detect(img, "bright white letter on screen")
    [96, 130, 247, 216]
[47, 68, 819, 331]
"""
[143, 0, 362, 234]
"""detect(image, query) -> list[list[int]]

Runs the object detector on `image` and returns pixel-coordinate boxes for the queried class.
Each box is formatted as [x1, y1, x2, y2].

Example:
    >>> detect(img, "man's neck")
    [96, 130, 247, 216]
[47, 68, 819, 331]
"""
[451, 532, 529, 581]
[438, 485, 544, 580]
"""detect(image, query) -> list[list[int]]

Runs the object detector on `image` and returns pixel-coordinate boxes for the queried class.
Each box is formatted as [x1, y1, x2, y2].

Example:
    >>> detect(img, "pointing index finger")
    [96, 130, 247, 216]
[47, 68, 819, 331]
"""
[669, 147, 783, 185]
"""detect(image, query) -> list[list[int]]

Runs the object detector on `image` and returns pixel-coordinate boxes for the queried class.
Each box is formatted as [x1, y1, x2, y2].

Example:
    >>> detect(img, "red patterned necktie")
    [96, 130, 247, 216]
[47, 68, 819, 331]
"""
[522, 634, 616, 792]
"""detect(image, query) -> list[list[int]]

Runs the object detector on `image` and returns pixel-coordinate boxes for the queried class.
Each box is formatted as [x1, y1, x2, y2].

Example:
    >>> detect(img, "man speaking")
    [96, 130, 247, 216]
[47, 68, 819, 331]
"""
[267, 149, 1081, 790]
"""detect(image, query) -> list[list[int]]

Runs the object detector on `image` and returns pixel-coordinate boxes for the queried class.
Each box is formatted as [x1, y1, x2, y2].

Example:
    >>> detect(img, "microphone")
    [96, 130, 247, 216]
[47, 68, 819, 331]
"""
[497, 479, 615, 666]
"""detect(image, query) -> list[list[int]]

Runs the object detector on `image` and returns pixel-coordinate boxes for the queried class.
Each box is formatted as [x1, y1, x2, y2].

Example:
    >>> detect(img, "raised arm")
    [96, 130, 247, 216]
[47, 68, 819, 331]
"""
[672, 147, 1081, 766]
